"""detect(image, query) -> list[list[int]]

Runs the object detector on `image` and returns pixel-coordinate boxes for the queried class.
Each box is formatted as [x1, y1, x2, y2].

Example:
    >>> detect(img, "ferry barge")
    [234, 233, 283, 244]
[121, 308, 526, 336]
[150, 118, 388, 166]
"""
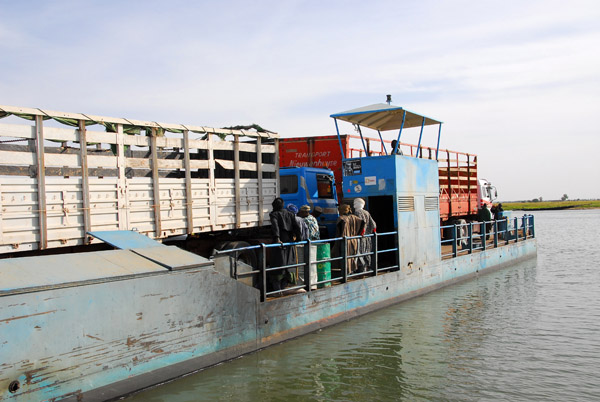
[0, 102, 536, 401]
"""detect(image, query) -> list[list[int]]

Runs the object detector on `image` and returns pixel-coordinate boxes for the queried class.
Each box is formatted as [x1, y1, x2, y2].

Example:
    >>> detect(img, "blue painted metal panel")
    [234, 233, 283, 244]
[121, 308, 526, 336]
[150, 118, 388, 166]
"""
[342, 155, 440, 197]
[132, 246, 212, 270]
[0, 250, 168, 295]
[258, 240, 537, 348]
[0, 238, 536, 401]
[88, 230, 165, 250]
[0, 266, 256, 401]
[342, 155, 441, 267]
[342, 156, 397, 198]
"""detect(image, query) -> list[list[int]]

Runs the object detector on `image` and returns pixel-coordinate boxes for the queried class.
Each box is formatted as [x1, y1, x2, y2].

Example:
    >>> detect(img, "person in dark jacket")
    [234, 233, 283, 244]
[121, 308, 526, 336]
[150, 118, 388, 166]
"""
[478, 204, 492, 240]
[390, 140, 403, 155]
[269, 197, 302, 291]
[287, 203, 308, 241]
[493, 203, 506, 239]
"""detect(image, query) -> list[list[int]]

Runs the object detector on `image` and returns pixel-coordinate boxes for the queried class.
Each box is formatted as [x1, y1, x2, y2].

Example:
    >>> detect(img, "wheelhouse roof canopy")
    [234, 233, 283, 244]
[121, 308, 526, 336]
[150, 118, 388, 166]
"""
[330, 103, 441, 131]
[330, 102, 443, 160]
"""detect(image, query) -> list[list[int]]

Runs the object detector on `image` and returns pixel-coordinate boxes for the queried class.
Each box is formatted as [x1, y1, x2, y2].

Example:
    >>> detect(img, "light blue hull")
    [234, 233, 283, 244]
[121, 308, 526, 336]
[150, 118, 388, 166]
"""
[0, 239, 536, 401]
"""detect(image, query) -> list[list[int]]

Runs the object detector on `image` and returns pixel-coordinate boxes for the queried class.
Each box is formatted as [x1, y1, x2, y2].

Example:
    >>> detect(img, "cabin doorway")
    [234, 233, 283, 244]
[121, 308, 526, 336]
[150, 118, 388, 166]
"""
[366, 195, 397, 270]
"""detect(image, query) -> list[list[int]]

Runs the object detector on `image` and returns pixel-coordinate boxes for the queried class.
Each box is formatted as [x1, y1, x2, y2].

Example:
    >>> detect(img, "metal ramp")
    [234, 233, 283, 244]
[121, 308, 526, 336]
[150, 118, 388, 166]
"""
[88, 230, 213, 271]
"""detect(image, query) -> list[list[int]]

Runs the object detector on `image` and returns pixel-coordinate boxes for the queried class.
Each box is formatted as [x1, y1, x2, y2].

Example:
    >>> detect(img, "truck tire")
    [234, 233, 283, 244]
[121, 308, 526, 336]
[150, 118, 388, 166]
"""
[222, 241, 258, 269]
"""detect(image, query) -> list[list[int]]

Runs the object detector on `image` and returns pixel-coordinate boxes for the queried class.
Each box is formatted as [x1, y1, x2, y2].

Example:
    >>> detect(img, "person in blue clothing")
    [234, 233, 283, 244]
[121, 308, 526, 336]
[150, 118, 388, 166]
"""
[299, 205, 320, 240]
[287, 203, 308, 241]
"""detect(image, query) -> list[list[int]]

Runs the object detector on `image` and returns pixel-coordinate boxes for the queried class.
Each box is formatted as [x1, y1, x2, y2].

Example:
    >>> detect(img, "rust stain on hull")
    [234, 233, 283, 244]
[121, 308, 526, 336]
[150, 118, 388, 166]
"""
[1, 309, 57, 323]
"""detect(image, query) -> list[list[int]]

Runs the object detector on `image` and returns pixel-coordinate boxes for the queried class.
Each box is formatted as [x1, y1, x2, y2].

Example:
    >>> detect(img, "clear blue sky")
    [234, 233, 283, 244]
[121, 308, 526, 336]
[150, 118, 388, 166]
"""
[1, 0, 598, 201]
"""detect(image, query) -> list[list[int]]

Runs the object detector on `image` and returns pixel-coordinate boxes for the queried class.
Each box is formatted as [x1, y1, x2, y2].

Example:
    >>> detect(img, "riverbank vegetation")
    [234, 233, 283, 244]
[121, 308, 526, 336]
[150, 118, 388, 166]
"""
[502, 200, 600, 211]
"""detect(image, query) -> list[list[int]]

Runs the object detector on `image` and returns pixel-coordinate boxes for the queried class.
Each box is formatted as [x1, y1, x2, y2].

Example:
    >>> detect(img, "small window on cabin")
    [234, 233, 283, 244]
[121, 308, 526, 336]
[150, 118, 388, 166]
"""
[316, 174, 334, 199]
[280, 175, 298, 194]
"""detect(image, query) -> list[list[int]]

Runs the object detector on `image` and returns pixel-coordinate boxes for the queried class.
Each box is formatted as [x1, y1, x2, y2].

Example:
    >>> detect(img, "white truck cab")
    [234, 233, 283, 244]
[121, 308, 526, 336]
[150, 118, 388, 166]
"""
[478, 178, 497, 209]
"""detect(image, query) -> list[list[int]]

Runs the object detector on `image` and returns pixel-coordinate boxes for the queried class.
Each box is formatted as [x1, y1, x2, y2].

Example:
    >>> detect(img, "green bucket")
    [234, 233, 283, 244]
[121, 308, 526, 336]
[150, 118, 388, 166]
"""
[316, 243, 331, 288]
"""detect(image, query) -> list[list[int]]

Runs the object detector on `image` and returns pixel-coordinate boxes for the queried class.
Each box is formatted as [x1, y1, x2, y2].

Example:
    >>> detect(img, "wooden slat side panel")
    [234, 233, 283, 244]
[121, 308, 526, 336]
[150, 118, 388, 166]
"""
[207, 133, 217, 230]
[0, 150, 35, 166]
[0, 138, 275, 174]
[183, 130, 193, 234]
[0, 123, 35, 139]
[256, 136, 263, 226]
[79, 121, 91, 243]
[0, 175, 278, 253]
[189, 180, 212, 230]
[0, 118, 277, 253]
[150, 129, 162, 237]
[35, 116, 47, 250]
[125, 178, 159, 236]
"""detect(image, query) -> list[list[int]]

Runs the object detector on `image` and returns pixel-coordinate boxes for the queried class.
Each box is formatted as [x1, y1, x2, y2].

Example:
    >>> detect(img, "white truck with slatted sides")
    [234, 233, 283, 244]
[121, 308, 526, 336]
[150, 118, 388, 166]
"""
[0, 105, 282, 256]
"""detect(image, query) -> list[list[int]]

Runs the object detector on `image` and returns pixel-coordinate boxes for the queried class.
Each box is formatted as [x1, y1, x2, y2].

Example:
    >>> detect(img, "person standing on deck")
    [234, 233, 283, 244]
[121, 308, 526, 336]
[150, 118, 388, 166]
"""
[335, 204, 364, 275]
[287, 203, 308, 241]
[269, 198, 302, 290]
[493, 203, 506, 239]
[478, 203, 492, 240]
[353, 198, 376, 273]
[299, 205, 320, 240]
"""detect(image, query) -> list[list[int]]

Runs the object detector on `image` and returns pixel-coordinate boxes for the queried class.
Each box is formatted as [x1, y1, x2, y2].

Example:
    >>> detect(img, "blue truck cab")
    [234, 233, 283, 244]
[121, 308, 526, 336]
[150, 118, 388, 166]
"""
[279, 167, 339, 238]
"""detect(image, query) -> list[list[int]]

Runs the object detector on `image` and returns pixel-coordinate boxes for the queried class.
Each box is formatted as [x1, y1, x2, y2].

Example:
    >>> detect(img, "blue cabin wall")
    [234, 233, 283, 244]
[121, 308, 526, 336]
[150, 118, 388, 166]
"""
[342, 155, 441, 268]
[394, 156, 441, 268]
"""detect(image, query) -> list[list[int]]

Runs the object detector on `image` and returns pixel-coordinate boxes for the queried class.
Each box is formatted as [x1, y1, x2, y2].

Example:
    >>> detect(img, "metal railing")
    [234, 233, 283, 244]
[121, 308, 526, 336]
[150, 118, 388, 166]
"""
[213, 230, 398, 302]
[440, 214, 535, 259]
[214, 215, 535, 301]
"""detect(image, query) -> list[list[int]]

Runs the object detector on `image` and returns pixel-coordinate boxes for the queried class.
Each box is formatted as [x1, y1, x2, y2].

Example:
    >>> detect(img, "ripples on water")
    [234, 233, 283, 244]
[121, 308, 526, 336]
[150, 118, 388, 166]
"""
[127, 210, 600, 401]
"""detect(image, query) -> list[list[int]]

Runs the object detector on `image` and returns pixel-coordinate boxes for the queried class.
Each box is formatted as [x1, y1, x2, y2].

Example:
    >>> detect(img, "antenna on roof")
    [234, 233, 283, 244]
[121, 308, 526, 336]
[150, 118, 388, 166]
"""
[386, 94, 392, 104]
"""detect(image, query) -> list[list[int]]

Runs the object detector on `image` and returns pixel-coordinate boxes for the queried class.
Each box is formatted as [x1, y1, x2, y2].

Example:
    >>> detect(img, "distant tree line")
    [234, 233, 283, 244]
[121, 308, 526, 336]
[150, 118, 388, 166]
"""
[526, 194, 573, 202]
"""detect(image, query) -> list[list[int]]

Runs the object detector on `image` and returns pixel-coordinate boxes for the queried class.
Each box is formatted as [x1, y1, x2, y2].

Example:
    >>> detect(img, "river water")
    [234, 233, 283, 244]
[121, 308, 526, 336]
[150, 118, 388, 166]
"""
[127, 210, 600, 401]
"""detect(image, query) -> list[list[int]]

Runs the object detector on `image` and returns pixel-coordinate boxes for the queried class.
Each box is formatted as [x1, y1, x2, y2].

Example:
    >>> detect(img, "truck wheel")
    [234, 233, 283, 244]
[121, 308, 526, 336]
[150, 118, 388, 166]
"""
[222, 241, 258, 269]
